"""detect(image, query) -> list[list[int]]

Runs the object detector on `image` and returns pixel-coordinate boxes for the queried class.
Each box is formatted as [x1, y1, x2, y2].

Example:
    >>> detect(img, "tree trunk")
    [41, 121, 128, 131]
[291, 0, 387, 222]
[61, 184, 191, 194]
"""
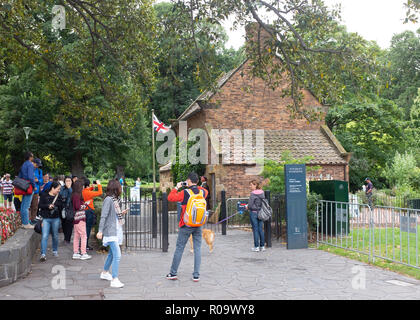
[71, 150, 84, 177]
[115, 165, 124, 180]
[11, 152, 22, 177]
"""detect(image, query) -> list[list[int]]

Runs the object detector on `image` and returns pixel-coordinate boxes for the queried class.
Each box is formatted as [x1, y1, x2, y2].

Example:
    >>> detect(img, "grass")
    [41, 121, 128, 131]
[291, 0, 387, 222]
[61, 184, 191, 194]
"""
[316, 226, 420, 280]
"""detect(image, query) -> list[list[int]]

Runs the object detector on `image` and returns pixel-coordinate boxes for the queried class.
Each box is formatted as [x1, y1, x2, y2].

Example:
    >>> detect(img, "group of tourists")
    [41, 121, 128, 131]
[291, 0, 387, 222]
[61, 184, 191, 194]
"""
[2, 151, 270, 287]
[1, 151, 128, 288]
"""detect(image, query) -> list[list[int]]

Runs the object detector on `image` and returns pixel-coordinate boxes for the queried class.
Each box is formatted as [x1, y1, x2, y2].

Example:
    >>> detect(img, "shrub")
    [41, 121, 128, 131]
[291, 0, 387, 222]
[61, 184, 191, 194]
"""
[0, 208, 22, 244]
[307, 192, 322, 233]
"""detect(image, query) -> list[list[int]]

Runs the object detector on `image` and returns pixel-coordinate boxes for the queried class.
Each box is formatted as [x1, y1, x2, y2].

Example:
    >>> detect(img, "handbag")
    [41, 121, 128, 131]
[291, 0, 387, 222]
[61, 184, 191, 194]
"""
[12, 177, 30, 191]
[34, 216, 43, 234]
[13, 177, 33, 195]
[64, 206, 75, 222]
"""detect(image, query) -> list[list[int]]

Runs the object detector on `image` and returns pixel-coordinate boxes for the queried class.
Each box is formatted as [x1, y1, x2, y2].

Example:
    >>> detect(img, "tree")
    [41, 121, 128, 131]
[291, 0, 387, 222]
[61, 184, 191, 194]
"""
[151, 2, 245, 122]
[381, 30, 420, 119]
[0, 0, 158, 175]
[326, 97, 405, 191]
[167, 0, 382, 122]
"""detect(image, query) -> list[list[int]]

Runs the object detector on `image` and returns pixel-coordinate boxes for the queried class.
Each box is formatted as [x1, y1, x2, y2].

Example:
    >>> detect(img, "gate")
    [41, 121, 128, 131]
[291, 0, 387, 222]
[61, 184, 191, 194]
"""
[121, 189, 164, 251]
[121, 189, 285, 251]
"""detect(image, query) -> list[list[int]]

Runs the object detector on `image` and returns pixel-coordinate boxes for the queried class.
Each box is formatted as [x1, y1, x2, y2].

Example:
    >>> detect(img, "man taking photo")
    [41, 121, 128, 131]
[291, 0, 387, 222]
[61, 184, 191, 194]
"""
[166, 172, 208, 283]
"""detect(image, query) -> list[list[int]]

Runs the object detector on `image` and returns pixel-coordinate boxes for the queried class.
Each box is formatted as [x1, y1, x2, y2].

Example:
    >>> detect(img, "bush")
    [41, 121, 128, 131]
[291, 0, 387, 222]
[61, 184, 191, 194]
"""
[384, 151, 420, 190]
[307, 192, 322, 233]
[0, 208, 22, 244]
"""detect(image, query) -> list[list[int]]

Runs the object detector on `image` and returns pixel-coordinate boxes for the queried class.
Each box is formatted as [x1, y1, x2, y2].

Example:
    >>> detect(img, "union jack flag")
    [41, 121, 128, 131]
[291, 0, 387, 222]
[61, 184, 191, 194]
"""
[153, 114, 171, 133]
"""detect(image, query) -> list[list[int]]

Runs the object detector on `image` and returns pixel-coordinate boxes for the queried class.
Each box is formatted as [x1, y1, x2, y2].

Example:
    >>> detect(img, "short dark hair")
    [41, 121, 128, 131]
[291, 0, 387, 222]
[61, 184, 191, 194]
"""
[83, 177, 90, 188]
[201, 176, 207, 182]
[24, 151, 33, 161]
[187, 172, 199, 184]
[106, 179, 122, 198]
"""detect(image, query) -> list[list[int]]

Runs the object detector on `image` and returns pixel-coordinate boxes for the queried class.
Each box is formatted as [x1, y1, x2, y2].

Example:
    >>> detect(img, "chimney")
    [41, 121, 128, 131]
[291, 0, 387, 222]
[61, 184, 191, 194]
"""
[245, 22, 274, 56]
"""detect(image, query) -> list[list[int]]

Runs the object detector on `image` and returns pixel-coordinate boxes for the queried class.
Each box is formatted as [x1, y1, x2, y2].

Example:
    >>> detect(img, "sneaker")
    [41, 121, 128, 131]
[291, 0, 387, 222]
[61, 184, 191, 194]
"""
[110, 278, 124, 288]
[22, 224, 34, 229]
[80, 254, 92, 260]
[100, 272, 113, 281]
[192, 276, 200, 282]
[252, 247, 260, 252]
[72, 253, 81, 260]
[52, 251, 58, 257]
[166, 273, 178, 280]
[86, 245, 93, 251]
[260, 246, 266, 252]
[40, 254, 46, 262]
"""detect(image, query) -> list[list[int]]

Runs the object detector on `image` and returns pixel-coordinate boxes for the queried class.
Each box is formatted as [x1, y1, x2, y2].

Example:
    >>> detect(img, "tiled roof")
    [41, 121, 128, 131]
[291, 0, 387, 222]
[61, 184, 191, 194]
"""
[263, 130, 347, 165]
[217, 129, 347, 165]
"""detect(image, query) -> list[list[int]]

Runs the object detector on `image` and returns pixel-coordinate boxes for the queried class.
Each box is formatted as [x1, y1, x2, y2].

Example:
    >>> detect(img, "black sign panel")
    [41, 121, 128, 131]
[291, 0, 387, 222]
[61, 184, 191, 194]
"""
[285, 164, 308, 249]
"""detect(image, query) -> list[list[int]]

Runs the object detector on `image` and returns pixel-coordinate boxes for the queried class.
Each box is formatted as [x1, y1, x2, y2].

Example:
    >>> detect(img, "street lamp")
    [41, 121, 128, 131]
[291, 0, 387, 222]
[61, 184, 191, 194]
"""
[23, 127, 31, 151]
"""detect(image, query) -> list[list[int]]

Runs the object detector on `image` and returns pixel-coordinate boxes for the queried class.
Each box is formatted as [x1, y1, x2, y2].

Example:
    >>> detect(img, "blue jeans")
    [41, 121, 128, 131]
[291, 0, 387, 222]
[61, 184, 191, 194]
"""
[250, 211, 265, 248]
[20, 193, 34, 225]
[104, 241, 121, 279]
[41, 218, 60, 255]
[170, 226, 202, 278]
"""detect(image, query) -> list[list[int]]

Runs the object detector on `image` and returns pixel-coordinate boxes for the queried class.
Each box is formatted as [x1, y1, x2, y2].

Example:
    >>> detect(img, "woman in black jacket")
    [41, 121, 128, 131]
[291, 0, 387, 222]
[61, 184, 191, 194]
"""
[59, 176, 73, 244]
[38, 181, 63, 262]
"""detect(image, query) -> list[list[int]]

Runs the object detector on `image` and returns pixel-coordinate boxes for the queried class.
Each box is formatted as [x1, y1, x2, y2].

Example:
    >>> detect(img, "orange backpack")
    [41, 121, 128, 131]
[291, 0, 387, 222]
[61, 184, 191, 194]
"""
[183, 189, 208, 227]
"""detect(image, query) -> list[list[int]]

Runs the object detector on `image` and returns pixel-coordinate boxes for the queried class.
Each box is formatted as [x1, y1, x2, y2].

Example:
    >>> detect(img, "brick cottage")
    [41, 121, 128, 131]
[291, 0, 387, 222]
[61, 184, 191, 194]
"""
[159, 24, 351, 206]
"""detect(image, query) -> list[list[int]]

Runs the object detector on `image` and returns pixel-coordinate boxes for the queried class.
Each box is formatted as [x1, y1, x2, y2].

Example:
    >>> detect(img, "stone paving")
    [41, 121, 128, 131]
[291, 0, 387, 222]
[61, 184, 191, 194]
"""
[0, 229, 419, 300]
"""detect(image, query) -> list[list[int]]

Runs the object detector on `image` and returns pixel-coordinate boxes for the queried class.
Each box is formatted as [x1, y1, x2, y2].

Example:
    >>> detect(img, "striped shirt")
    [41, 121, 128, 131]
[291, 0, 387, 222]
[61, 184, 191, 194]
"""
[1, 179, 13, 195]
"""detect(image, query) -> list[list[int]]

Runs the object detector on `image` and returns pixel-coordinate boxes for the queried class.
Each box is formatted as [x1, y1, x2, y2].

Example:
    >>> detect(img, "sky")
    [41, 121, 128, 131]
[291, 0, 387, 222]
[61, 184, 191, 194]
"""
[223, 0, 420, 50]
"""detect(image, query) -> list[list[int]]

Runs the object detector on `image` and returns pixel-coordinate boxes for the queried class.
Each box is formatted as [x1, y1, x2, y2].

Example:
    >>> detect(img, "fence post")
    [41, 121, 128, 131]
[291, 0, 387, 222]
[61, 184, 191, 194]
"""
[221, 190, 227, 235]
[265, 190, 272, 248]
[162, 192, 169, 252]
[152, 191, 157, 239]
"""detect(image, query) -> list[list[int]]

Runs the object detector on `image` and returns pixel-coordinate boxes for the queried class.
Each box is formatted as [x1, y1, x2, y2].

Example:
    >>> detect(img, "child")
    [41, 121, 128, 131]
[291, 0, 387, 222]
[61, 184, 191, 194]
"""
[71, 180, 91, 260]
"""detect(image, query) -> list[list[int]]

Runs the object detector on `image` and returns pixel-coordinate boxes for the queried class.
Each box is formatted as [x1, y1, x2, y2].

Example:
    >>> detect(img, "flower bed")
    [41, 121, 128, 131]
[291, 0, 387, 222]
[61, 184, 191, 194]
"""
[0, 208, 22, 244]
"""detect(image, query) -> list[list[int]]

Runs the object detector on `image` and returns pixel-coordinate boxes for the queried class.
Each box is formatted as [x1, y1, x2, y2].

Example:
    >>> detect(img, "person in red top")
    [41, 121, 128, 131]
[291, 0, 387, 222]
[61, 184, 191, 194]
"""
[166, 172, 208, 282]
[82, 178, 103, 250]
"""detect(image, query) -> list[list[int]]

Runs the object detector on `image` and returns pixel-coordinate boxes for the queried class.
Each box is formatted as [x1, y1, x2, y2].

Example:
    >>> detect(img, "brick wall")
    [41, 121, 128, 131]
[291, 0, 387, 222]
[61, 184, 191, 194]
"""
[307, 164, 346, 182]
[204, 60, 325, 131]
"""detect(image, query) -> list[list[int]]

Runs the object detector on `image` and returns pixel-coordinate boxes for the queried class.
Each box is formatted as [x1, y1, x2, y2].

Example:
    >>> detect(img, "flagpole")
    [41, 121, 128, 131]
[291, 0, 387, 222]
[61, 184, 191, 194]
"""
[152, 109, 156, 193]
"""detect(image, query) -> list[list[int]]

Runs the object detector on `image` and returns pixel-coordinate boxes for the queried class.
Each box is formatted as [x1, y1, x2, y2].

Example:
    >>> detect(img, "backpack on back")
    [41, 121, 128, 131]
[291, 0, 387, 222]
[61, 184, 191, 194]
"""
[257, 198, 273, 221]
[183, 189, 208, 227]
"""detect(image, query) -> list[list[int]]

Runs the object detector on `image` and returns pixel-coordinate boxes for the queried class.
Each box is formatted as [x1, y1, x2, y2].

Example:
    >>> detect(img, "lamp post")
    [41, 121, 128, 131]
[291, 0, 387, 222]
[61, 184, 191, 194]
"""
[23, 127, 31, 151]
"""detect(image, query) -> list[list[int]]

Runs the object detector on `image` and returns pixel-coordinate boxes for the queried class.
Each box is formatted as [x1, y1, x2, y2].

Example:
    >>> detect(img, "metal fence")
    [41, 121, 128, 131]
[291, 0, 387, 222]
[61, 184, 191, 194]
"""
[224, 192, 286, 244]
[121, 190, 163, 251]
[316, 200, 420, 270]
[120, 189, 285, 252]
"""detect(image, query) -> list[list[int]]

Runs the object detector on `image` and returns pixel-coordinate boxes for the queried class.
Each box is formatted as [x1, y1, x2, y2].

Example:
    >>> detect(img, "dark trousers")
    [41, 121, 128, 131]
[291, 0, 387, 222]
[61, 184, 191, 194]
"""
[60, 216, 74, 242]
[85, 209, 96, 246]
[14, 197, 21, 212]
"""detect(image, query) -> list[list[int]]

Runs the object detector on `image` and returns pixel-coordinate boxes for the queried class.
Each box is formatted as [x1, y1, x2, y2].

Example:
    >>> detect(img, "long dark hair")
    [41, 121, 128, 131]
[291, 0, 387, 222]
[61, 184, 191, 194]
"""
[106, 179, 122, 198]
[72, 180, 84, 201]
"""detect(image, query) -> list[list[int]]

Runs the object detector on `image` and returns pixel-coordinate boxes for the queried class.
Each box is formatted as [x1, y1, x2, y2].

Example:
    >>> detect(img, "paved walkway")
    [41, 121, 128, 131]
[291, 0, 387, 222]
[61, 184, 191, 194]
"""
[1, 229, 420, 300]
